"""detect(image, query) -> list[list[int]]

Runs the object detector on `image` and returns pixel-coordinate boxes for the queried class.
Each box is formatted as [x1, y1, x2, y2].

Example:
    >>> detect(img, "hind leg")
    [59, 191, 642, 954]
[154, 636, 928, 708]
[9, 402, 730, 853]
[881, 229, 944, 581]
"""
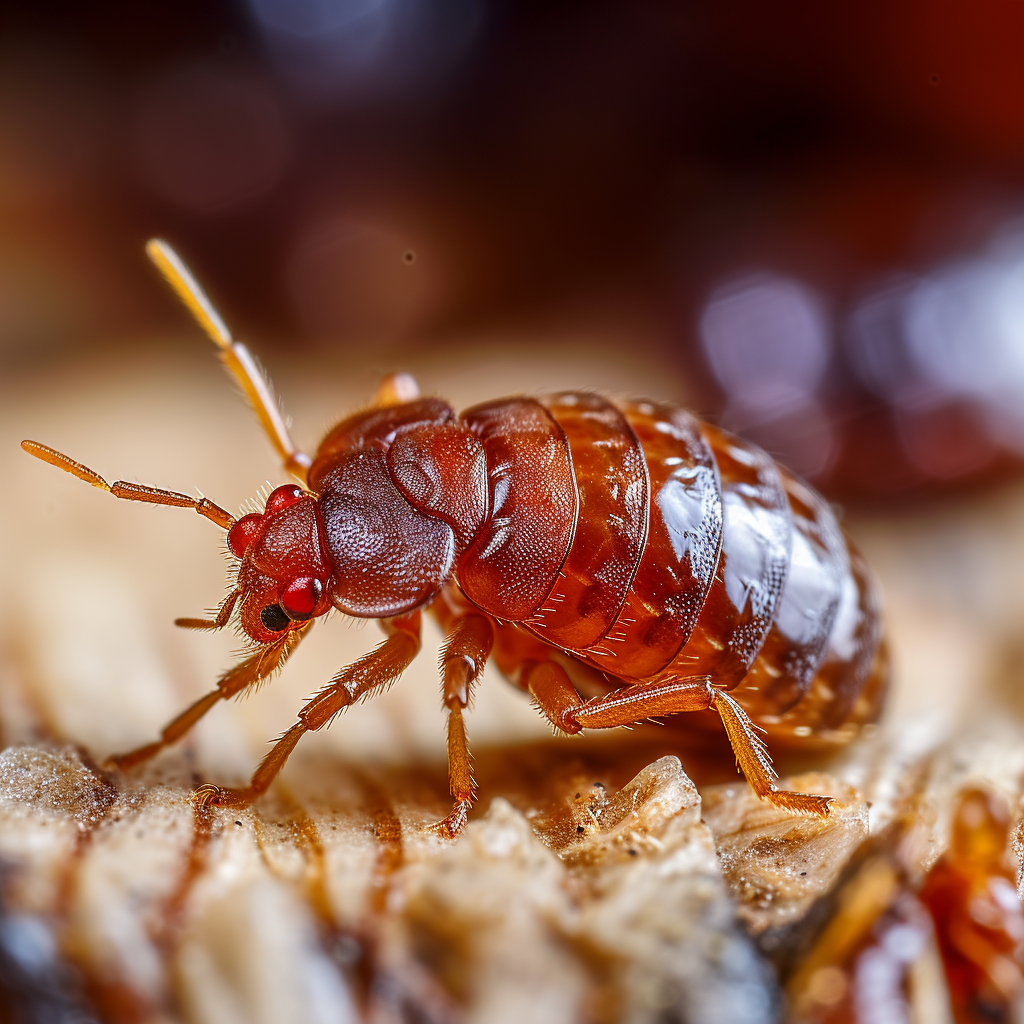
[519, 657, 833, 817]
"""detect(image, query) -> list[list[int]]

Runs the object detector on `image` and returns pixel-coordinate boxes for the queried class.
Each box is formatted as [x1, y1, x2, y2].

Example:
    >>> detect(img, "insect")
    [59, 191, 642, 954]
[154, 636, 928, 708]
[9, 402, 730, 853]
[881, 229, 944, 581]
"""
[920, 788, 1024, 1022]
[786, 788, 1023, 1022]
[22, 241, 888, 836]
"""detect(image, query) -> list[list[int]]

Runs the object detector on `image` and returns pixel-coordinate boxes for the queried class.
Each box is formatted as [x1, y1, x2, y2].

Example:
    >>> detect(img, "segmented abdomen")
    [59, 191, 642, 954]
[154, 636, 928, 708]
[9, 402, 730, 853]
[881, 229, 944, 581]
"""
[456, 392, 887, 744]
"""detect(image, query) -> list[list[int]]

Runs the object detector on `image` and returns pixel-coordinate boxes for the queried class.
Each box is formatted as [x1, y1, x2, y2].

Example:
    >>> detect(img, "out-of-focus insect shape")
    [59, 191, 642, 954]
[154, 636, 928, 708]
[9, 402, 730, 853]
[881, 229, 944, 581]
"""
[21, 241, 888, 836]
[785, 788, 1024, 1024]
[920, 789, 1024, 1024]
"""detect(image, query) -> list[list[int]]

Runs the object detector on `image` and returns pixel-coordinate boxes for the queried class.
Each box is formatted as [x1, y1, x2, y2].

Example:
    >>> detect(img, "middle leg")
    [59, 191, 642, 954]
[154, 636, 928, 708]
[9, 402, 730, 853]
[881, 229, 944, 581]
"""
[428, 612, 494, 838]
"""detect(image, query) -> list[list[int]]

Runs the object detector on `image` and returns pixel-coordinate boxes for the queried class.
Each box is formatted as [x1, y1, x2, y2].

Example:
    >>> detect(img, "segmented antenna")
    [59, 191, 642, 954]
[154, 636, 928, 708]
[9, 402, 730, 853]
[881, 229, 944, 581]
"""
[145, 239, 311, 481]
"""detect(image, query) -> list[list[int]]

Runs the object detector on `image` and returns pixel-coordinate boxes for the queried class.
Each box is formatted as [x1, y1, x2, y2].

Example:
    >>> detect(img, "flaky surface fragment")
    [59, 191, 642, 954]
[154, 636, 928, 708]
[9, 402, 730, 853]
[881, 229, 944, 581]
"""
[703, 773, 869, 937]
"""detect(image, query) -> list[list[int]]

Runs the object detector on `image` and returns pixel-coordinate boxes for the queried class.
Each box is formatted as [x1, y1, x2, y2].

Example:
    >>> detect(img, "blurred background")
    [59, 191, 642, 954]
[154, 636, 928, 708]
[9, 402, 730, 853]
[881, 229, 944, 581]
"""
[5, 1, 1024, 497]
[7, 8, 1024, 1020]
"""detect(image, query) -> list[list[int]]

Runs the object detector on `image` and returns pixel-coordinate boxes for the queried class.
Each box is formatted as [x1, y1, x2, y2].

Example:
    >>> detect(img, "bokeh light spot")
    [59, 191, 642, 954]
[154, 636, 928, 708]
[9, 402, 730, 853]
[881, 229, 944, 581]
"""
[699, 273, 830, 416]
[249, 0, 483, 97]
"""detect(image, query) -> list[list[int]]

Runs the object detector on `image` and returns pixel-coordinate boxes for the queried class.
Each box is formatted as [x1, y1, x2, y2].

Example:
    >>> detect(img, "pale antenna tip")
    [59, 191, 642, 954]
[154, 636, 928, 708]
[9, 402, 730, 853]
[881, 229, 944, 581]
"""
[144, 236, 233, 347]
[145, 238, 175, 266]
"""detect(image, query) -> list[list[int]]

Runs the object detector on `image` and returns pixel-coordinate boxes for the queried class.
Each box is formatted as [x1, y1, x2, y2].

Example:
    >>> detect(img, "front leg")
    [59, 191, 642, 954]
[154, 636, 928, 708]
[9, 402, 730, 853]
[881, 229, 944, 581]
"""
[194, 612, 422, 809]
[522, 659, 832, 817]
[108, 621, 308, 771]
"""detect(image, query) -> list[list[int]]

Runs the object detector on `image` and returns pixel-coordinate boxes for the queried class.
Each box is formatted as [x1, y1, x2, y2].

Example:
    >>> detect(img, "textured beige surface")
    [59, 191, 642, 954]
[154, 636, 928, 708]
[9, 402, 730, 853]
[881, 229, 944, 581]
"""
[3, 339, 1024, 1021]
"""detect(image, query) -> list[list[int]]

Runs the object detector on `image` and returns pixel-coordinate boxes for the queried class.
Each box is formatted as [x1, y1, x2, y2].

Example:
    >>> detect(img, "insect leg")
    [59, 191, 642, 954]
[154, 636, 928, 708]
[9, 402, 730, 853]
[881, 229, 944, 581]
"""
[193, 612, 421, 809]
[709, 687, 833, 816]
[372, 371, 421, 407]
[521, 659, 586, 735]
[145, 239, 312, 483]
[174, 589, 239, 631]
[107, 624, 309, 771]
[427, 612, 494, 838]
[530, 669, 832, 817]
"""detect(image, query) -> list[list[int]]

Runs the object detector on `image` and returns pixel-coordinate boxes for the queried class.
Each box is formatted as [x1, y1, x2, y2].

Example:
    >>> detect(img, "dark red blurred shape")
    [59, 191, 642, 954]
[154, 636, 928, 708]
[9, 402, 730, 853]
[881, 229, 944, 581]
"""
[6, 3, 1024, 496]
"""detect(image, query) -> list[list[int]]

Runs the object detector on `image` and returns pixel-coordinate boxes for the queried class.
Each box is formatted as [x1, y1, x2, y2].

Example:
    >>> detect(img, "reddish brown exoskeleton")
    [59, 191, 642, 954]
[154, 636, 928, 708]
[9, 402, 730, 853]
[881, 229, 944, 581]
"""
[22, 241, 888, 836]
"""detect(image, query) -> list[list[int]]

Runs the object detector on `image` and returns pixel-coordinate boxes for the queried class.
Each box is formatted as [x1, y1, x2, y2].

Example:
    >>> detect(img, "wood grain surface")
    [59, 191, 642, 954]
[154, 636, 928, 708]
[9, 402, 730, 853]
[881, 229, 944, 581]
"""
[3, 340, 1024, 1022]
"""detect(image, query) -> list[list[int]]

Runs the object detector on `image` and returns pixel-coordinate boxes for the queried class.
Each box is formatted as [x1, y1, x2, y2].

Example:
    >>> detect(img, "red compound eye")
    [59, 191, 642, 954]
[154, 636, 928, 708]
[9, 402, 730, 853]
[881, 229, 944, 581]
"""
[280, 577, 323, 620]
[227, 514, 263, 558]
[265, 485, 304, 516]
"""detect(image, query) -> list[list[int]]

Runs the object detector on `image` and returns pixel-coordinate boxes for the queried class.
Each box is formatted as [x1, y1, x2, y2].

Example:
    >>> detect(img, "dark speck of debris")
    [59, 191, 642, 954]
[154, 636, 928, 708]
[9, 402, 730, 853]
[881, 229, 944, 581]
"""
[576, 825, 585, 835]
[574, 792, 581, 800]
[403, 250, 416, 264]
[800, 872, 806, 876]
[593, 782, 605, 791]
[628, 848, 638, 857]
[235, 821, 243, 827]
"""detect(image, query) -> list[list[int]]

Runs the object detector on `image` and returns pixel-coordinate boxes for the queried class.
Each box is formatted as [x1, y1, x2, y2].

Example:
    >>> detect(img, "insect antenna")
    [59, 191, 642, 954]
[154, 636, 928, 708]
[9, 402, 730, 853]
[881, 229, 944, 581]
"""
[145, 239, 310, 481]
[20, 440, 236, 530]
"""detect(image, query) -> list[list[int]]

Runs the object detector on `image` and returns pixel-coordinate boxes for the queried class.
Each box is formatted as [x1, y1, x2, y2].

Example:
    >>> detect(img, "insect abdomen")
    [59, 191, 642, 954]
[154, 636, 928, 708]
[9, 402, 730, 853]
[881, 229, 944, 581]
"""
[454, 392, 886, 743]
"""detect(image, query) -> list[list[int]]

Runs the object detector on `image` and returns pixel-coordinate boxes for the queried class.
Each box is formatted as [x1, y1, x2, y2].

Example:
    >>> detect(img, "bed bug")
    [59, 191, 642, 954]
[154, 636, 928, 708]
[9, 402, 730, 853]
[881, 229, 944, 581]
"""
[21, 241, 888, 836]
